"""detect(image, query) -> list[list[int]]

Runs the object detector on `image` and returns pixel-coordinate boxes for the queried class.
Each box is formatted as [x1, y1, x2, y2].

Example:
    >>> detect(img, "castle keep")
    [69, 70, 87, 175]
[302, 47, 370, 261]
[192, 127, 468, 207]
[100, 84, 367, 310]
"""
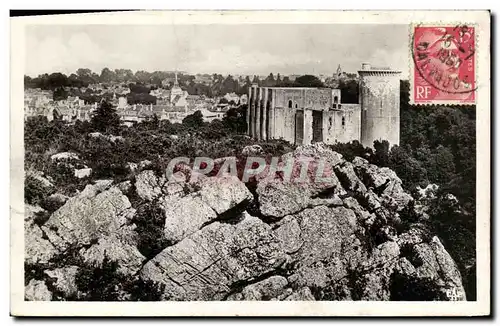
[246, 63, 401, 148]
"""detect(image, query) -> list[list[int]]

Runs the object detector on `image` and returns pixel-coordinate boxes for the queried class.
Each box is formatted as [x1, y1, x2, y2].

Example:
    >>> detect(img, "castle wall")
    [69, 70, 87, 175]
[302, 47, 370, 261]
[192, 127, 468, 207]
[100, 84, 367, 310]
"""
[359, 69, 400, 148]
[324, 105, 361, 144]
[272, 88, 333, 110]
[248, 66, 399, 147]
[303, 109, 313, 145]
[273, 88, 306, 109]
[273, 107, 296, 143]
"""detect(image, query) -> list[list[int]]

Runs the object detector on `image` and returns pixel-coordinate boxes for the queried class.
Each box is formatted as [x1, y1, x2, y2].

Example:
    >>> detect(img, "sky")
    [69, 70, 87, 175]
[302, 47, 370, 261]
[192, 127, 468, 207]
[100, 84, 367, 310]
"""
[25, 24, 409, 77]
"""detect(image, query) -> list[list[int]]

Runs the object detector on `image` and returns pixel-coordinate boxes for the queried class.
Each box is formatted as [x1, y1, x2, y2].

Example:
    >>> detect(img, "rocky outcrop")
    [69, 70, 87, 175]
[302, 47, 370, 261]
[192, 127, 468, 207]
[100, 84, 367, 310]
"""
[135, 170, 165, 201]
[352, 157, 412, 211]
[256, 144, 345, 218]
[42, 182, 136, 251]
[25, 144, 466, 302]
[25, 279, 52, 301]
[158, 173, 253, 244]
[25, 221, 59, 265]
[74, 168, 92, 179]
[161, 194, 217, 244]
[140, 213, 287, 300]
[79, 224, 145, 276]
[50, 152, 79, 162]
[44, 266, 80, 298]
[227, 275, 288, 300]
[242, 144, 264, 156]
[197, 175, 253, 215]
[26, 180, 143, 274]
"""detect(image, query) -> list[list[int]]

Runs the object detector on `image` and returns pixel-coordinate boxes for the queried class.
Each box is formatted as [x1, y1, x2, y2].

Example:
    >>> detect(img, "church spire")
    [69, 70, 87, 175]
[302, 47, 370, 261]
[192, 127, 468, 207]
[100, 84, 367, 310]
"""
[336, 64, 342, 77]
[174, 71, 179, 87]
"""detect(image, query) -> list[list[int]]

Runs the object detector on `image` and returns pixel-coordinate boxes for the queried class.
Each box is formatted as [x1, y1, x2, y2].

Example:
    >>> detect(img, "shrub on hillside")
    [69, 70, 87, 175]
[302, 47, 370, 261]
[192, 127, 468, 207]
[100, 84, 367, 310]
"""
[132, 202, 170, 259]
[24, 174, 54, 205]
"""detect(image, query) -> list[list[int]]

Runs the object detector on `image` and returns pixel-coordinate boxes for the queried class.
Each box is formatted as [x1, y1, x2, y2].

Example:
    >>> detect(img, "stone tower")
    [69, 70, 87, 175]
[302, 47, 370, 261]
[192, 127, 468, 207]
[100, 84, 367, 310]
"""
[358, 63, 401, 149]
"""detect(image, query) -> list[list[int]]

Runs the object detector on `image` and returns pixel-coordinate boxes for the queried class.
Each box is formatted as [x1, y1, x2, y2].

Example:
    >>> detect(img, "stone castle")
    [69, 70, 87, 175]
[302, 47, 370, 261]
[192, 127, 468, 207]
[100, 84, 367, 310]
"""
[246, 63, 401, 148]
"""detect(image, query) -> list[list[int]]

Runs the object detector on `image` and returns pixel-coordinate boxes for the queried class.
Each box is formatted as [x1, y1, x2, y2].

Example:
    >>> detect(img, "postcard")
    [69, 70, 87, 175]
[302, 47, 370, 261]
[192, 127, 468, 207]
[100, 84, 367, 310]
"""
[10, 10, 490, 316]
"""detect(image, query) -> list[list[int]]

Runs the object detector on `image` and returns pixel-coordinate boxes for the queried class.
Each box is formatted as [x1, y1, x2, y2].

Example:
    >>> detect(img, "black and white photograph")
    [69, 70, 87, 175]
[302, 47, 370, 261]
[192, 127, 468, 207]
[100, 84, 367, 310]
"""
[10, 10, 491, 316]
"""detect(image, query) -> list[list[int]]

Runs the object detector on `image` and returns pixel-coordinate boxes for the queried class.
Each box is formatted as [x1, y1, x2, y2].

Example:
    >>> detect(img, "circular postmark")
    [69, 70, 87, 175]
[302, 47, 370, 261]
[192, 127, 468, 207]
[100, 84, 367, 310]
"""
[411, 24, 476, 95]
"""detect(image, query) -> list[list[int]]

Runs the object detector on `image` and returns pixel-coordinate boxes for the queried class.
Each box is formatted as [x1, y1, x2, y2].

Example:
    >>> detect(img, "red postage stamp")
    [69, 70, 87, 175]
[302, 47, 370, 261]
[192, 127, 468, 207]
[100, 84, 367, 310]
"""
[411, 24, 476, 105]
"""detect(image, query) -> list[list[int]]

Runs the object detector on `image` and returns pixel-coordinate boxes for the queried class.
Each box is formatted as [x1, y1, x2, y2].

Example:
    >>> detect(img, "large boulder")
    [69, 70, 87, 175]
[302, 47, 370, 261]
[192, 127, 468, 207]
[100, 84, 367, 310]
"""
[25, 222, 59, 265]
[160, 174, 254, 244]
[44, 266, 80, 298]
[135, 170, 165, 201]
[50, 152, 79, 162]
[42, 183, 135, 251]
[256, 180, 312, 218]
[140, 214, 287, 300]
[429, 236, 466, 294]
[334, 161, 367, 194]
[25, 279, 52, 301]
[242, 144, 264, 156]
[197, 175, 253, 215]
[392, 236, 466, 301]
[281, 143, 344, 169]
[226, 276, 288, 300]
[255, 144, 347, 219]
[353, 158, 412, 211]
[79, 225, 145, 276]
[355, 241, 401, 300]
[160, 194, 217, 244]
[285, 206, 363, 291]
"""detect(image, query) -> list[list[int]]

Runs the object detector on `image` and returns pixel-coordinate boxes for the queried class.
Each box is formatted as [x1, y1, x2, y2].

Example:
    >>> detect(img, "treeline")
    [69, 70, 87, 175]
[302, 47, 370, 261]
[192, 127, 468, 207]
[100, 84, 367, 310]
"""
[25, 68, 360, 103]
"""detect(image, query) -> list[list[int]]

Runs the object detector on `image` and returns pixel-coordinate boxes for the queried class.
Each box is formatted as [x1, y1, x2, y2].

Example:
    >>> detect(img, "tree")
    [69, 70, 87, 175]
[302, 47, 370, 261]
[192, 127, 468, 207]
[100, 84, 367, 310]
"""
[372, 140, 390, 167]
[294, 75, 324, 87]
[90, 101, 121, 133]
[221, 75, 238, 95]
[135, 70, 152, 84]
[329, 140, 372, 162]
[276, 73, 282, 86]
[338, 79, 359, 104]
[182, 110, 204, 129]
[76, 68, 92, 77]
[115, 69, 134, 83]
[24, 75, 34, 88]
[223, 105, 247, 133]
[53, 87, 69, 101]
[264, 73, 276, 87]
[100, 68, 116, 83]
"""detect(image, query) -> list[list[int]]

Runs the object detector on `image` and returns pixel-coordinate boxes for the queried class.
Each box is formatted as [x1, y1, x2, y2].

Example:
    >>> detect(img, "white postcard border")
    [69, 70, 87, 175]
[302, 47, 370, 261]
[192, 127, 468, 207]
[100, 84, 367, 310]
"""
[10, 10, 491, 317]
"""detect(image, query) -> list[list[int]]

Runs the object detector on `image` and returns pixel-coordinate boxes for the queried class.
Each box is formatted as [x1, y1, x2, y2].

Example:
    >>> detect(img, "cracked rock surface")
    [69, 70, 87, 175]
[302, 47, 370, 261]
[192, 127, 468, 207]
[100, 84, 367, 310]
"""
[24, 143, 466, 301]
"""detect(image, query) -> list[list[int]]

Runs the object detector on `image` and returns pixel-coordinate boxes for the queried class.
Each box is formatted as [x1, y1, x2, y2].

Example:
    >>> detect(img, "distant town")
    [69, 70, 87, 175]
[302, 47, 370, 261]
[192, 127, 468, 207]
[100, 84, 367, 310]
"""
[24, 66, 358, 126]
